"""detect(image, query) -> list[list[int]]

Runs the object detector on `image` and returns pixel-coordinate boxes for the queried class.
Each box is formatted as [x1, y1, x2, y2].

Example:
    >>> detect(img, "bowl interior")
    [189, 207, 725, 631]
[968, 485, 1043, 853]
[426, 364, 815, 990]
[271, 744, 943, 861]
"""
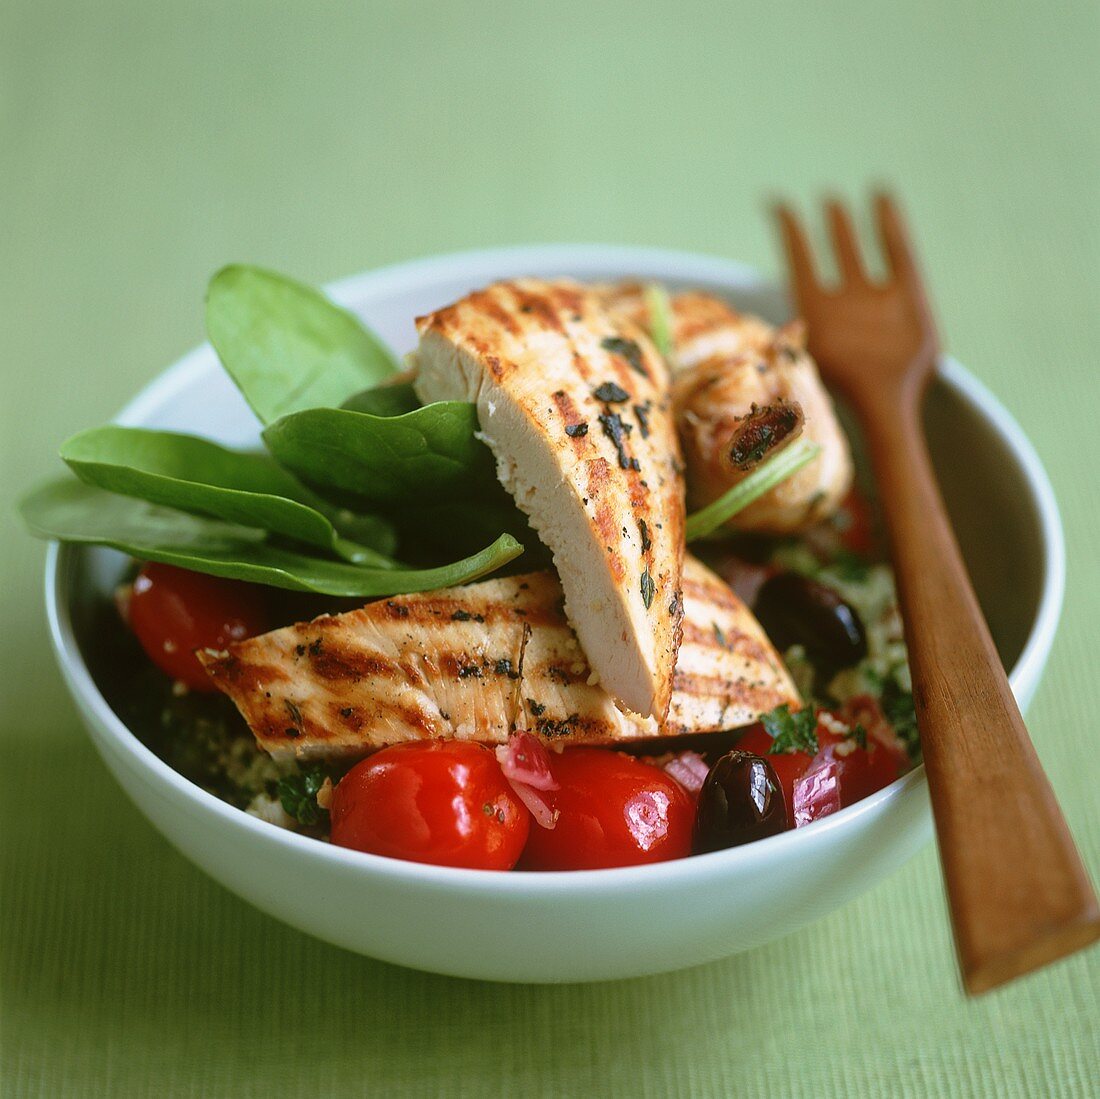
[61, 245, 1050, 778]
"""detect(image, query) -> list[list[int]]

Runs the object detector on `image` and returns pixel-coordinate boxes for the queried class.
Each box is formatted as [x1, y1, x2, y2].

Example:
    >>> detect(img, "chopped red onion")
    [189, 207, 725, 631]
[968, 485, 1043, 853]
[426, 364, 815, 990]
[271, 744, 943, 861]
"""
[496, 732, 558, 791]
[496, 733, 560, 830]
[510, 781, 560, 830]
[793, 758, 842, 827]
[663, 750, 710, 795]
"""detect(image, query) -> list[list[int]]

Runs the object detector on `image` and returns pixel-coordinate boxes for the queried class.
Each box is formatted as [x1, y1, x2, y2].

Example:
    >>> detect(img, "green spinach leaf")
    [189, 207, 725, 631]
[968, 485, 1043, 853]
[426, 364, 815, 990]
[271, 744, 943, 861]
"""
[206, 265, 399, 424]
[21, 480, 523, 597]
[341, 381, 421, 417]
[390, 491, 552, 572]
[60, 426, 395, 566]
[262, 402, 497, 508]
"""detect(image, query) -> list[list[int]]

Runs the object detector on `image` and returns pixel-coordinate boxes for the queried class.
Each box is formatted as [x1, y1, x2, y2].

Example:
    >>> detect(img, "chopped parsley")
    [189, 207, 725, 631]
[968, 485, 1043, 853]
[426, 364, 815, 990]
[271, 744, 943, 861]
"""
[277, 766, 329, 827]
[451, 609, 485, 622]
[494, 657, 520, 680]
[593, 380, 631, 404]
[565, 423, 589, 438]
[640, 568, 656, 609]
[638, 518, 652, 554]
[536, 712, 580, 738]
[761, 703, 819, 755]
[600, 336, 647, 377]
[599, 411, 636, 470]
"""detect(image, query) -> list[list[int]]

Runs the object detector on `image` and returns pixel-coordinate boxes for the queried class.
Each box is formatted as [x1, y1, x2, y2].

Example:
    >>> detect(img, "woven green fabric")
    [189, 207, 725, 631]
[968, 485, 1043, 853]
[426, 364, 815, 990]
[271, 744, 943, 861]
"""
[3, 1, 1098, 1095]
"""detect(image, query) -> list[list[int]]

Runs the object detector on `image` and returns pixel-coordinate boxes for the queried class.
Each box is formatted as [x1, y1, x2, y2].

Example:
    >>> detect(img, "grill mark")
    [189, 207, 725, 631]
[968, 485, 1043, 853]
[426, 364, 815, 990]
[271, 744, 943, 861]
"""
[532, 661, 590, 687]
[390, 703, 441, 738]
[673, 294, 746, 344]
[584, 455, 611, 501]
[204, 654, 292, 693]
[671, 669, 782, 701]
[468, 287, 523, 337]
[545, 283, 588, 319]
[441, 652, 486, 679]
[503, 284, 567, 335]
[330, 701, 364, 729]
[551, 389, 588, 440]
[682, 621, 775, 665]
[309, 648, 401, 682]
[467, 334, 490, 358]
[625, 461, 651, 518]
[680, 622, 736, 649]
[568, 347, 594, 384]
[530, 713, 620, 741]
[681, 578, 741, 610]
[350, 592, 560, 629]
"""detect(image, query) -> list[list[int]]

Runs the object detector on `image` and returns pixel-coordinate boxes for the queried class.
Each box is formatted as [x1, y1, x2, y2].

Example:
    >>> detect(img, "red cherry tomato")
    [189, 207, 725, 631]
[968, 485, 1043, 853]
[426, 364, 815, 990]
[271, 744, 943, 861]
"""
[330, 741, 530, 870]
[735, 724, 812, 822]
[814, 725, 901, 807]
[520, 749, 694, 871]
[836, 486, 878, 557]
[127, 563, 269, 691]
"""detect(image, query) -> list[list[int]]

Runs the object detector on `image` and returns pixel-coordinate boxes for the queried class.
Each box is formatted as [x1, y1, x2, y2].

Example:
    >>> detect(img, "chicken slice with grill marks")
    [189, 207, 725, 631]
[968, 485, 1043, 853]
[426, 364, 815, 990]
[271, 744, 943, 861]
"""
[595, 283, 776, 373]
[409, 278, 684, 720]
[197, 556, 799, 763]
[598, 284, 854, 533]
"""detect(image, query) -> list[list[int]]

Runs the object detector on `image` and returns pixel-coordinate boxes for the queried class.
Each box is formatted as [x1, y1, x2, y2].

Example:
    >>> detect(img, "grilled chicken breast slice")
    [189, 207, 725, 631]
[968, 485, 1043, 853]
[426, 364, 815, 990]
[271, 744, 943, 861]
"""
[198, 556, 798, 763]
[409, 279, 684, 719]
[597, 283, 774, 373]
[600, 284, 853, 533]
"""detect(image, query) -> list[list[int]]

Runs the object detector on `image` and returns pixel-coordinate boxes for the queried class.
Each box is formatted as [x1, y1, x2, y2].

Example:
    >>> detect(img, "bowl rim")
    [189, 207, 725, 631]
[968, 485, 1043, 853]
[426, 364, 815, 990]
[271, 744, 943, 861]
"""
[43, 242, 1066, 893]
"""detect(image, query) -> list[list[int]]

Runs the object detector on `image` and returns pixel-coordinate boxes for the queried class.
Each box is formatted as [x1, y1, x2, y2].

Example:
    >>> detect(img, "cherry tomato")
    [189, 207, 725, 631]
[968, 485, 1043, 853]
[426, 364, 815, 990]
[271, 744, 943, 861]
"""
[127, 563, 269, 691]
[330, 741, 530, 870]
[840, 694, 911, 773]
[836, 486, 878, 557]
[735, 724, 812, 822]
[815, 726, 900, 806]
[520, 749, 694, 871]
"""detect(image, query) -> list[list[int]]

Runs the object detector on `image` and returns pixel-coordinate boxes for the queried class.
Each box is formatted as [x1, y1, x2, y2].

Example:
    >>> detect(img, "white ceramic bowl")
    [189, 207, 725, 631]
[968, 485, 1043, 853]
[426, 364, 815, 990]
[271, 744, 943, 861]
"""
[44, 245, 1065, 983]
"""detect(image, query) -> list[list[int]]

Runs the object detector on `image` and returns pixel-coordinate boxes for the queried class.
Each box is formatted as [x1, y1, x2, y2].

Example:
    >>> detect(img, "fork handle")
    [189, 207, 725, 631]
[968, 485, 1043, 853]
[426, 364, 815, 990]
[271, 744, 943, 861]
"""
[857, 371, 1100, 994]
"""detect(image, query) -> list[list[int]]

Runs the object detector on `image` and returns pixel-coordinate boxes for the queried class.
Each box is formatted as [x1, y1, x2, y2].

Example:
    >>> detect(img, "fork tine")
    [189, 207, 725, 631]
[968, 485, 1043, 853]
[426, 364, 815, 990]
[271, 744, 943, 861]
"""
[873, 191, 920, 283]
[825, 199, 868, 284]
[773, 203, 819, 309]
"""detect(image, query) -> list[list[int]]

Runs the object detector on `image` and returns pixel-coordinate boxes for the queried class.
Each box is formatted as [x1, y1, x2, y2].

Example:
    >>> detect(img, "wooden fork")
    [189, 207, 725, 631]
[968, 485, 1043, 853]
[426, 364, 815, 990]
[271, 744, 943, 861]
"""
[774, 193, 1100, 994]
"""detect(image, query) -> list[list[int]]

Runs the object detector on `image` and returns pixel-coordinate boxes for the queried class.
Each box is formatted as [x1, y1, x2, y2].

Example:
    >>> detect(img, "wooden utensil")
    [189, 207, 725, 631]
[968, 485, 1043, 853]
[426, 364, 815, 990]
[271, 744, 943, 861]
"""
[773, 193, 1100, 994]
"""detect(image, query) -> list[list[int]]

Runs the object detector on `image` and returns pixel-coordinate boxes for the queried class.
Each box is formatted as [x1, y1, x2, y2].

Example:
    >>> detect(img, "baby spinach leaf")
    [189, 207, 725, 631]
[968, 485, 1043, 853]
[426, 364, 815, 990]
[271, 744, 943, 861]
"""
[390, 490, 552, 572]
[21, 480, 523, 597]
[341, 381, 421, 417]
[60, 426, 395, 567]
[206, 265, 399, 425]
[262, 402, 497, 508]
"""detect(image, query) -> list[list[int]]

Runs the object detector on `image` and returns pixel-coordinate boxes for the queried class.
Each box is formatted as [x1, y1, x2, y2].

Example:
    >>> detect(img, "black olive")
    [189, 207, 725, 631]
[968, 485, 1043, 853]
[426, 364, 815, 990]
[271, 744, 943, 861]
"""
[693, 751, 789, 853]
[753, 571, 868, 680]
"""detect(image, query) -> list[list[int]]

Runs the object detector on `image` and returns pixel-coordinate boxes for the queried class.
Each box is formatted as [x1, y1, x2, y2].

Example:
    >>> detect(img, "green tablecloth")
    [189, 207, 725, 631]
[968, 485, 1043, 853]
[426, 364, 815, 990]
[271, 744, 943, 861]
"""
[3, 2, 1098, 1094]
